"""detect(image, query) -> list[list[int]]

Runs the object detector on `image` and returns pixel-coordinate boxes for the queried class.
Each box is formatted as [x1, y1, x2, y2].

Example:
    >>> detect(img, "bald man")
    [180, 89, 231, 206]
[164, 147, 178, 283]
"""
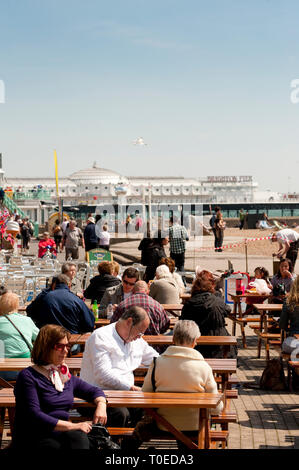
[110, 280, 170, 336]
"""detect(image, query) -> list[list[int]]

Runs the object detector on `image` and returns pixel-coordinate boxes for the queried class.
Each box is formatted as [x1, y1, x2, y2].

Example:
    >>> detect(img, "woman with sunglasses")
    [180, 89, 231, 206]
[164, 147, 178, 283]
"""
[12, 324, 107, 449]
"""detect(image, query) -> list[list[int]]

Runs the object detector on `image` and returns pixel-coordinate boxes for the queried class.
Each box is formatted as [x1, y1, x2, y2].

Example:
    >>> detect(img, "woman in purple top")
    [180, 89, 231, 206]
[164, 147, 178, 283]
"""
[12, 324, 107, 449]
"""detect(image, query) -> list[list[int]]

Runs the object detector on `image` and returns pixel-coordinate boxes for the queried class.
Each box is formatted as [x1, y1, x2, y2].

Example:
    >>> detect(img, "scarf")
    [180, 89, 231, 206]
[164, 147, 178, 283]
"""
[43, 363, 71, 392]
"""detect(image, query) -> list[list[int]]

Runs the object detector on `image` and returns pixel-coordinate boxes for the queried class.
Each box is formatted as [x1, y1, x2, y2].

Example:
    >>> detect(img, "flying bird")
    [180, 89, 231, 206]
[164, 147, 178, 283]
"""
[132, 137, 148, 146]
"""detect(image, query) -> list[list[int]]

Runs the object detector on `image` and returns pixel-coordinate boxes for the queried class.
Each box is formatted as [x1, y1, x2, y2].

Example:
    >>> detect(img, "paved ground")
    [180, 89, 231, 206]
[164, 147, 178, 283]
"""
[1, 237, 298, 450]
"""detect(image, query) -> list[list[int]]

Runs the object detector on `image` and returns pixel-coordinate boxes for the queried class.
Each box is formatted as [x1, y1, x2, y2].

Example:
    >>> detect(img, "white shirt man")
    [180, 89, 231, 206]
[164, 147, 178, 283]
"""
[272, 228, 299, 270]
[80, 306, 158, 427]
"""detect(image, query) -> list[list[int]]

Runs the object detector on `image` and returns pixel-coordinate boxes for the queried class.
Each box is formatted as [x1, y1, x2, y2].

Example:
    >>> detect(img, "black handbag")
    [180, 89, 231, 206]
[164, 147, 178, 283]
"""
[88, 424, 120, 450]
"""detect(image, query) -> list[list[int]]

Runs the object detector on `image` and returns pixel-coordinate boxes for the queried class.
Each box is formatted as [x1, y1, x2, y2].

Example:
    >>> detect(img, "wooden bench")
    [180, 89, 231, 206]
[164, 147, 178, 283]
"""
[215, 374, 239, 389]
[106, 427, 229, 449]
[249, 320, 282, 360]
[227, 293, 271, 348]
[249, 324, 278, 330]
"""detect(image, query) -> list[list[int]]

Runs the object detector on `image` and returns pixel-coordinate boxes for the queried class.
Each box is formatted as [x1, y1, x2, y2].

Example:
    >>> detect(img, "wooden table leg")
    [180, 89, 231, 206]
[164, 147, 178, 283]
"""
[257, 311, 263, 358]
[7, 408, 15, 435]
[204, 409, 211, 450]
[257, 335, 262, 358]
[264, 312, 270, 361]
[231, 300, 237, 336]
[198, 408, 206, 449]
[236, 300, 247, 348]
[0, 407, 5, 448]
[221, 374, 228, 409]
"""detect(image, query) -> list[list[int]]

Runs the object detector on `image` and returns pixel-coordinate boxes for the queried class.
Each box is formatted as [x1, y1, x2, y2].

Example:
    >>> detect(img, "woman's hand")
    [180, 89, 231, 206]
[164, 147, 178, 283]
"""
[72, 421, 93, 434]
[93, 401, 107, 425]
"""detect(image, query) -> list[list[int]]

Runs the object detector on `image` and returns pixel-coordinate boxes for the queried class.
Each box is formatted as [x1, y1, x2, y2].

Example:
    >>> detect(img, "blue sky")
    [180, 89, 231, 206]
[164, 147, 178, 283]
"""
[1, 0, 299, 192]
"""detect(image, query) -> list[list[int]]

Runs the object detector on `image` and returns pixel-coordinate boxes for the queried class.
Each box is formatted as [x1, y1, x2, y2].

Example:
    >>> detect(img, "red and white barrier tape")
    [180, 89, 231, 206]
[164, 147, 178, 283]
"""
[194, 235, 272, 252]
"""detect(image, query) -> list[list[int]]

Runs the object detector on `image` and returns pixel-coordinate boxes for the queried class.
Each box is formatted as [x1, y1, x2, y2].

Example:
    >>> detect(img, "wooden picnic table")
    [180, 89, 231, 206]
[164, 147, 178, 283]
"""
[0, 357, 236, 403]
[0, 357, 236, 376]
[95, 316, 178, 329]
[180, 293, 191, 303]
[227, 293, 271, 348]
[69, 333, 237, 358]
[0, 388, 223, 449]
[252, 303, 283, 361]
[161, 304, 183, 317]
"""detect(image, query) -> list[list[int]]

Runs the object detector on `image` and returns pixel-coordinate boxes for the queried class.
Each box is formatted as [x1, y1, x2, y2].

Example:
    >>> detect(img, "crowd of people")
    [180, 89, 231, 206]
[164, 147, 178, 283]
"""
[0, 209, 298, 451]
[34, 215, 113, 261]
[0, 245, 241, 450]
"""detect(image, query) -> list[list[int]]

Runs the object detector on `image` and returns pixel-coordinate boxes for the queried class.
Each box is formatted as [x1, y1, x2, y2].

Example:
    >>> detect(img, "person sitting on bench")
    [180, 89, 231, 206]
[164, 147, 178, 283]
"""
[122, 319, 223, 451]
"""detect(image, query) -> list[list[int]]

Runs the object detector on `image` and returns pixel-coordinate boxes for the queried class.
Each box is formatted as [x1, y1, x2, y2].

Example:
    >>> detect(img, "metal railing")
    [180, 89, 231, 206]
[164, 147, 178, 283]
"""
[13, 190, 52, 201]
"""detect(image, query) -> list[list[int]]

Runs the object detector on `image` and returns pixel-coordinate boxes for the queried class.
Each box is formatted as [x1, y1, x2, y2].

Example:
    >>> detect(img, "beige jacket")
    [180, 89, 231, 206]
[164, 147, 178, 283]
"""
[142, 345, 223, 431]
[149, 277, 180, 305]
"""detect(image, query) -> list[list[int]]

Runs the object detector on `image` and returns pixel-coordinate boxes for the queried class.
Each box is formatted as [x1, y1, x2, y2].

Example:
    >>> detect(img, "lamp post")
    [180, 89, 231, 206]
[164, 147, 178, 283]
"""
[148, 183, 152, 236]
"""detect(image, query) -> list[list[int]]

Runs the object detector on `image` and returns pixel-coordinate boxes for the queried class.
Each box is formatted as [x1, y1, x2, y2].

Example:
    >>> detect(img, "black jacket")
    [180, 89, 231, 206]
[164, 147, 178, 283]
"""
[138, 237, 153, 266]
[84, 274, 121, 304]
[181, 291, 237, 358]
[26, 284, 95, 334]
[84, 223, 99, 251]
[143, 241, 166, 282]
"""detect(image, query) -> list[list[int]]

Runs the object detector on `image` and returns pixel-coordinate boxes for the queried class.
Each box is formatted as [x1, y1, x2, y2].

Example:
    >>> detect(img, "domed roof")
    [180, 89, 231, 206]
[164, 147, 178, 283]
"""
[68, 163, 129, 185]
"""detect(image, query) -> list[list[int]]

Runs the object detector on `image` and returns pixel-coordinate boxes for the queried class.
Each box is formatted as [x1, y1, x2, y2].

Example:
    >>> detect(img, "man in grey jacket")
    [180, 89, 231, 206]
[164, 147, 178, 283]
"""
[99, 267, 139, 317]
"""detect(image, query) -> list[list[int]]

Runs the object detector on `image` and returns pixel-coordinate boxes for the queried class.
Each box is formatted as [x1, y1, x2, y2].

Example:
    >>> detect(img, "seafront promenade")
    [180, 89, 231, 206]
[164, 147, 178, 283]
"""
[110, 227, 299, 276]
[0, 232, 298, 450]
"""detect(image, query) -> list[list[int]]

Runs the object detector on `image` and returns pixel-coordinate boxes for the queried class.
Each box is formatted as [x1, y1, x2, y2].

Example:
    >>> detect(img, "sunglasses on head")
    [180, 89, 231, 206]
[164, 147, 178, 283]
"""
[53, 343, 71, 352]
[123, 279, 136, 286]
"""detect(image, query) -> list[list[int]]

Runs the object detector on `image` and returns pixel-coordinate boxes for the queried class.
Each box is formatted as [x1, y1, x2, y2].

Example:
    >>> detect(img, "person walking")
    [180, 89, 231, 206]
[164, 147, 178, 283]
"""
[52, 219, 63, 252]
[98, 225, 111, 251]
[83, 217, 99, 253]
[20, 219, 32, 254]
[214, 208, 225, 252]
[168, 216, 189, 273]
[239, 209, 245, 230]
[61, 220, 84, 260]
